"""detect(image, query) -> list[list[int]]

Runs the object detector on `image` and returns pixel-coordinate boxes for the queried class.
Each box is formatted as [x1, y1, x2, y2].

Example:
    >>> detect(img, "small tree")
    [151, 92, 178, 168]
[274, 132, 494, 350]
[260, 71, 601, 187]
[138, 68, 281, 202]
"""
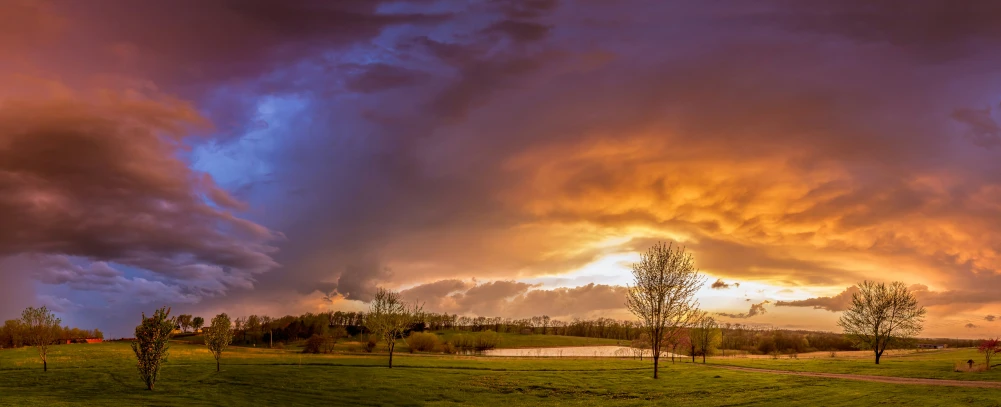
[191, 316, 205, 333]
[669, 330, 691, 364]
[175, 314, 192, 333]
[979, 338, 1001, 370]
[329, 325, 347, 349]
[365, 288, 424, 368]
[205, 313, 234, 372]
[838, 281, 926, 364]
[626, 242, 705, 378]
[21, 306, 61, 372]
[630, 333, 651, 360]
[131, 307, 174, 390]
[690, 312, 720, 363]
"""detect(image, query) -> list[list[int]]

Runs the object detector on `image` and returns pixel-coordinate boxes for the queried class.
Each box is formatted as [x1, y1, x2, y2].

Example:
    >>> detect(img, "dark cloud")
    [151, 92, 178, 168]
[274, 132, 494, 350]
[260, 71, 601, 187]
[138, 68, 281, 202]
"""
[55, 0, 451, 88]
[343, 64, 429, 94]
[0, 256, 37, 319]
[951, 105, 1001, 148]
[484, 20, 553, 43]
[986, 315, 997, 322]
[768, 0, 1001, 61]
[0, 96, 280, 299]
[966, 323, 979, 329]
[718, 301, 770, 319]
[493, 0, 559, 19]
[777, 284, 1001, 316]
[775, 286, 859, 312]
[711, 279, 731, 290]
[453, 281, 538, 315]
[506, 284, 628, 317]
[396, 280, 627, 318]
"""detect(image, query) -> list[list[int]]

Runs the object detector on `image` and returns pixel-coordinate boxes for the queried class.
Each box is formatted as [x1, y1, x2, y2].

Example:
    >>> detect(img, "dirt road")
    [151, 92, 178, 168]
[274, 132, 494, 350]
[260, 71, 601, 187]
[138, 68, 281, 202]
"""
[707, 364, 1001, 389]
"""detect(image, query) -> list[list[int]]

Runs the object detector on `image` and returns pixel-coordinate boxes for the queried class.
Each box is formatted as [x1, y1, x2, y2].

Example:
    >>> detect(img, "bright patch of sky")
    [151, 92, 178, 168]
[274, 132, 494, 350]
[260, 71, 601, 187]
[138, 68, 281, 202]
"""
[193, 95, 308, 189]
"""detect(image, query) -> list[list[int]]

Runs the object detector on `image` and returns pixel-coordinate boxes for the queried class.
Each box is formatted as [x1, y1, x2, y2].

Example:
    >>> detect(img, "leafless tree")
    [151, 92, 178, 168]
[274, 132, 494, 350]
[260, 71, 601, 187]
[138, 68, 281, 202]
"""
[626, 242, 705, 378]
[365, 288, 424, 368]
[838, 281, 926, 364]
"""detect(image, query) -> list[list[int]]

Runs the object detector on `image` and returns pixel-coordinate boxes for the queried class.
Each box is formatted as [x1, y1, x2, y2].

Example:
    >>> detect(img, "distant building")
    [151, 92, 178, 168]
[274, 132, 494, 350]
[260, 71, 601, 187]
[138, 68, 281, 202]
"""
[64, 338, 104, 344]
[917, 344, 946, 349]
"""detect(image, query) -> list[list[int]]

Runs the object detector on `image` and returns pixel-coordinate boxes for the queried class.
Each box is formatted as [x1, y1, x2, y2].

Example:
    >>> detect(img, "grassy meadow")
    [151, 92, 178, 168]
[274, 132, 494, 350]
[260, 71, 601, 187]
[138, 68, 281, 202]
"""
[3, 342, 1001, 406]
[710, 348, 1001, 381]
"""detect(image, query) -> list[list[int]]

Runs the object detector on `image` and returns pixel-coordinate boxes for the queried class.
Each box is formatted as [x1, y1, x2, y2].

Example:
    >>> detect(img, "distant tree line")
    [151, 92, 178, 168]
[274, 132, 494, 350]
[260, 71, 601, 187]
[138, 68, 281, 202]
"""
[1, 317, 103, 349]
[185, 310, 963, 357]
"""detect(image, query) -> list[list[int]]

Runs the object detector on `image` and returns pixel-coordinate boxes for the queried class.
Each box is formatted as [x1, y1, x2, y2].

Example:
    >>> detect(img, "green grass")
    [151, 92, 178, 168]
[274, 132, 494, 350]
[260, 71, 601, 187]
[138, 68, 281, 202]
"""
[3, 343, 1001, 406]
[710, 348, 1001, 381]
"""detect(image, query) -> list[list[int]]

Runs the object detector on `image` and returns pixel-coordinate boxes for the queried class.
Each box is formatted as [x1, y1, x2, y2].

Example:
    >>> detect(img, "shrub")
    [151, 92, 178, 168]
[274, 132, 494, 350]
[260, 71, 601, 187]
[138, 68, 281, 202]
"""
[365, 335, 378, 353]
[407, 332, 439, 353]
[452, 334, 474, 354]
[474, 330, 500, 351]
[440, 341, 456, 354]
[303, 334, 325, 354]
[321, 336, 337, 354]
[955, 362, 989, 372]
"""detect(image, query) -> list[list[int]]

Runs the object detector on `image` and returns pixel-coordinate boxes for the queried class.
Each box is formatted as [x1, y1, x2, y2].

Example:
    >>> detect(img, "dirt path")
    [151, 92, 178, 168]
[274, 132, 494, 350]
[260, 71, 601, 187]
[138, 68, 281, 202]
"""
[707, 364, 1001, 389]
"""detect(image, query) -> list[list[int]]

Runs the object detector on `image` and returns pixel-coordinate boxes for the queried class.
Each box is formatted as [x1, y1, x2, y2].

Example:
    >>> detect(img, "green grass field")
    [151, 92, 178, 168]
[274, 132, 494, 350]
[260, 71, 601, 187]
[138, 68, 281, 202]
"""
[710, 348, 1001, 381]
[3, 342, 1001, 406]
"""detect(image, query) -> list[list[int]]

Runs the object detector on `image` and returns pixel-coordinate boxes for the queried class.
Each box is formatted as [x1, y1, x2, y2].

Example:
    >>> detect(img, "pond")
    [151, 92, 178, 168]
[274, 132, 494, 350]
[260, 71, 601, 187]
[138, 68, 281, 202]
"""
[482, 346, 684, 358]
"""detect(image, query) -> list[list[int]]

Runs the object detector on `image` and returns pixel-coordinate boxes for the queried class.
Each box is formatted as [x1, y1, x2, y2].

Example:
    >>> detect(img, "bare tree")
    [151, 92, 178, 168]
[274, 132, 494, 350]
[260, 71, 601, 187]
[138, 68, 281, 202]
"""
[205, 313, 234, 372]
[838, 281, 926, 364]
[21, 306, 60, 372]
[626, 242, 705, 378]
[365, 288, 424, 368]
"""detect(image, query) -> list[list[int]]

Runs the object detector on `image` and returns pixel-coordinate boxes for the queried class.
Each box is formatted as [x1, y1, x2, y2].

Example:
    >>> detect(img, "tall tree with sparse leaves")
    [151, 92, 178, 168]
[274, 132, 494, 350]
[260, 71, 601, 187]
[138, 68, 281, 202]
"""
[205, 313, 233, 372]
[365, 288, 424, 368]
[626, 242, 705, 378]
[838, 281, 925, 364]
[21, 306, 60, 372]
[131, 307, 174, 390]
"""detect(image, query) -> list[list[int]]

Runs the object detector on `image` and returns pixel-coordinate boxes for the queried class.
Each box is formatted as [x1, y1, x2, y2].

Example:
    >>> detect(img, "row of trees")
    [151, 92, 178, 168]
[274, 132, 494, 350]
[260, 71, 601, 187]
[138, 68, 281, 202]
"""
[1, 317, 103, 349]
[174, 314, 204, 333]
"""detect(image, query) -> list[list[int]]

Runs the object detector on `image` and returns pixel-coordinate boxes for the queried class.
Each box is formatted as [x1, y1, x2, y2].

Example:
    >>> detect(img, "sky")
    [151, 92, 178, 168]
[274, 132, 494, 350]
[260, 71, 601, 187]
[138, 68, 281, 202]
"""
[3, 0, 1001, 339]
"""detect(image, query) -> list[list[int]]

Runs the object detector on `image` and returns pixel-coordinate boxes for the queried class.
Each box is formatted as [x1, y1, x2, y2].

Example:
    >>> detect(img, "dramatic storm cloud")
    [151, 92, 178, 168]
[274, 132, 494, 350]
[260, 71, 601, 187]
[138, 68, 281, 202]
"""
[4, 0, 1001, 337]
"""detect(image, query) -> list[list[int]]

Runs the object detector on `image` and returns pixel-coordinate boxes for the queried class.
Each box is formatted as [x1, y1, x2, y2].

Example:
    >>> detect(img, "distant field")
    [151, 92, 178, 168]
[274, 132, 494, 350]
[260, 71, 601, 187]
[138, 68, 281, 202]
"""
[710, 348, 1001, 382]
[3, 342, 1001, 406]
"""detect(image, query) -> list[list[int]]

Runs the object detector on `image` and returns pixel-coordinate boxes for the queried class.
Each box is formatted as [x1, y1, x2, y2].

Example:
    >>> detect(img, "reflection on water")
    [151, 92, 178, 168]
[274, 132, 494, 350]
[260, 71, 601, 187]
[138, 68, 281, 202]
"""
[482, 346, 683, 358]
